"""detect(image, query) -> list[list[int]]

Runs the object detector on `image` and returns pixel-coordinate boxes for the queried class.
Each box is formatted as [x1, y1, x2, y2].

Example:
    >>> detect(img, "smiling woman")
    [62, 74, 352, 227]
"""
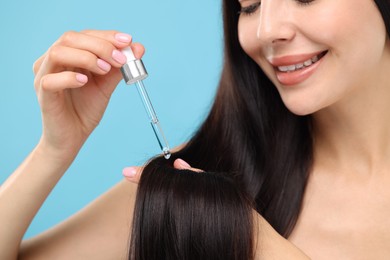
[132, 0, 390, 258]
[238, 0, 388, 115]
[1, 0, 390, 259]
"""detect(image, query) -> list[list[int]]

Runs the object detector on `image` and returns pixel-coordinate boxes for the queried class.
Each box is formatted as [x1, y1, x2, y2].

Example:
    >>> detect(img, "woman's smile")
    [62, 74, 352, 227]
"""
[238, 0, 388, 115]
[269, 50, 328, 86]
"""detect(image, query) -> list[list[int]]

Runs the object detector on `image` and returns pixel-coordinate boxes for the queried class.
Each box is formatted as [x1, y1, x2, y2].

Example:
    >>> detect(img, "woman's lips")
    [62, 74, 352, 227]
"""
[270, 51, 328, 86]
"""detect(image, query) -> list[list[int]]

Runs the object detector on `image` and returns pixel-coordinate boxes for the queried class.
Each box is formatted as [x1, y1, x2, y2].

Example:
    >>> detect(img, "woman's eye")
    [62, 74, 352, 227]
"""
[238, 2, 261, 16]
[296, 0, 315, 5]
[238, 0, 314, 16]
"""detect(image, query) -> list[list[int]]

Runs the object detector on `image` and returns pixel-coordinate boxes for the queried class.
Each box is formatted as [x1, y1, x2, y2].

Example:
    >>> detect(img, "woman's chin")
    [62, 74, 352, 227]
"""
[283, 99, 323, 117]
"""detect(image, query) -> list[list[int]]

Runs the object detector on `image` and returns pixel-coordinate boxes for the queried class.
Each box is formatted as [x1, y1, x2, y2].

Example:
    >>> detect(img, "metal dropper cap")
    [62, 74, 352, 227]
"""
[120, 47, 148, 85]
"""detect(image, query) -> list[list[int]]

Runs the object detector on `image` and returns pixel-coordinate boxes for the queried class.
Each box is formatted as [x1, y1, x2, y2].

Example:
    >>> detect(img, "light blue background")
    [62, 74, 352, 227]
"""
[0, 0, 223, 238]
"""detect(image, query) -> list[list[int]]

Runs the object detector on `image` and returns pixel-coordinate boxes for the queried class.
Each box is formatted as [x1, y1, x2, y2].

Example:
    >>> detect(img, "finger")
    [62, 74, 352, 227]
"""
[34, 30, 131, 75]
[93, 68, 123, 97]
[173, 159, 204, 172]
[54, 31, 128, 67]
[130, 42, 146, 60]
[33, 54, 46, 75]
[122, 166, 144, 183]
[38, 71, 88, 92]
[40, 45, 113, 76]
[81, 29, 133, 48]
[82, 30, 146, 60]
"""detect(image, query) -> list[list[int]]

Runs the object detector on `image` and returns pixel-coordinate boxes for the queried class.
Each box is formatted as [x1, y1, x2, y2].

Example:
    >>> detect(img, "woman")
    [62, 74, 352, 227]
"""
[131, 0, 390, 257]
[1, 0, 389, 259]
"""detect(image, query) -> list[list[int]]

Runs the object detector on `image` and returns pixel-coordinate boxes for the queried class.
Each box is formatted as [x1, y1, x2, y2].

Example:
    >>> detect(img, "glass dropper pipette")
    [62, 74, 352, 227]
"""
[120, 47, 171, 159]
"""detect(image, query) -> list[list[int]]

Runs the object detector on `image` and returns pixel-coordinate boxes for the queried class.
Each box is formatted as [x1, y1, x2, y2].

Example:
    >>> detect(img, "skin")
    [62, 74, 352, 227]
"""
[0, 30, 308, 259]
[234, 0, 390, 259]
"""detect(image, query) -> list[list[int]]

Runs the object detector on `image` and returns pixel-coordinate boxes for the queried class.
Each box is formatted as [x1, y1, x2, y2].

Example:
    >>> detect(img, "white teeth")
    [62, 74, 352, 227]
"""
[277, 54, 321, 72]
[303, 59, 312, 66]
[278, 66, 289, 72]
[287, 65, 296, 71]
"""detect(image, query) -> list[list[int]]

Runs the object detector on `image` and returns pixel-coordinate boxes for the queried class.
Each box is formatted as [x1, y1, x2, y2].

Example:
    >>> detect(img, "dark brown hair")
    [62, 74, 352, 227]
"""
[129, 156, 255, 260]
[129, 1, 390, 259]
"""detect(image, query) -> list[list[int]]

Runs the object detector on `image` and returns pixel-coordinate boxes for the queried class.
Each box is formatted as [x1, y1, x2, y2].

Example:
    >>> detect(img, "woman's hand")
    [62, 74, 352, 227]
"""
[123, 159, 203, 183]
[33, 30, 145, 160]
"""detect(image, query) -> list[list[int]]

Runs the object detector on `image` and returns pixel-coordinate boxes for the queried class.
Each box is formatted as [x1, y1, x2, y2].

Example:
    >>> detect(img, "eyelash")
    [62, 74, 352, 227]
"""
[238, 0, 315, 16]
[238, 2, 261, 16]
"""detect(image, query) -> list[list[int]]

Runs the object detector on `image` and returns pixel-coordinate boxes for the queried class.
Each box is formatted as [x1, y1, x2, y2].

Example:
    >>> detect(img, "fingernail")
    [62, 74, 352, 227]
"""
[115, 33, 132, 43]
[76, 73, 88, 83]
[97, 59, 111, 72]
[122, 167, 137, 178]
[177, 159, 191, 168]
[112, 49, 127, 64]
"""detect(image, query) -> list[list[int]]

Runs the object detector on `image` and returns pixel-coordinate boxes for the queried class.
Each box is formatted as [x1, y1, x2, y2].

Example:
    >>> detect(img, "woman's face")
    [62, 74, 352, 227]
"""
[238, 0, 389, 115]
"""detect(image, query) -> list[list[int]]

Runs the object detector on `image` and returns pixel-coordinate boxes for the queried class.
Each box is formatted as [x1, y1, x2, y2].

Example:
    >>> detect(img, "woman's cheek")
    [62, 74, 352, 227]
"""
[238, 20, 259, 59]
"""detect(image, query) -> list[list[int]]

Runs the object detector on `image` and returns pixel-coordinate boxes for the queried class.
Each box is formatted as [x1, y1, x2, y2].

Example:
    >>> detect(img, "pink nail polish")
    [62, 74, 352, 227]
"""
[76, 73, 88, 83]
[122, 167, 137, 178]
[97, 59, 111, 72]
[112, 49, 127, 64]
[115, 33, 132, 43]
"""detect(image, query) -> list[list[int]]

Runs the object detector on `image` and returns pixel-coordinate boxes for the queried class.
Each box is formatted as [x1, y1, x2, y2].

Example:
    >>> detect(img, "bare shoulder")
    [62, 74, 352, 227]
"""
[19, 180, 138, 260]
[253, 213, 311, 260]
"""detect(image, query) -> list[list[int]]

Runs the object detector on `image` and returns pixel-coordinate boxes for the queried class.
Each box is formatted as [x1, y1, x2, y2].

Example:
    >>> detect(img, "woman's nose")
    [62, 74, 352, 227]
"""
[256, 0, 296, 44]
